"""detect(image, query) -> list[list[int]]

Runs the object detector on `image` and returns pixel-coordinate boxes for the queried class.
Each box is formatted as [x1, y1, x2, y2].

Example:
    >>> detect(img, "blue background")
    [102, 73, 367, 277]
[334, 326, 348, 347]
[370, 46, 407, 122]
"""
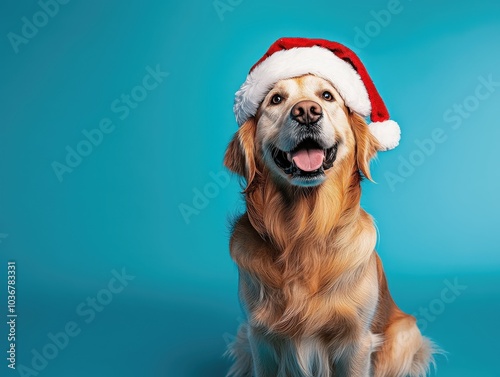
[0, 0, 499, 376]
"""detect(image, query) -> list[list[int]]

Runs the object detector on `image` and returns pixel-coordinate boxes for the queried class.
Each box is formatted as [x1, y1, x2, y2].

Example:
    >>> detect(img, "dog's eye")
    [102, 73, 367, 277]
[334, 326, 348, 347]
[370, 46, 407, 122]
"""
[271, 94, 283, 105]
[322, 91, 334, 101]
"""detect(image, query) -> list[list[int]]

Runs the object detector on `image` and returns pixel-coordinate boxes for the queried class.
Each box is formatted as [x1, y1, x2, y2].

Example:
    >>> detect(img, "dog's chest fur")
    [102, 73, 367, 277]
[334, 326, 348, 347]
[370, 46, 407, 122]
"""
[231, 213, 379, 344]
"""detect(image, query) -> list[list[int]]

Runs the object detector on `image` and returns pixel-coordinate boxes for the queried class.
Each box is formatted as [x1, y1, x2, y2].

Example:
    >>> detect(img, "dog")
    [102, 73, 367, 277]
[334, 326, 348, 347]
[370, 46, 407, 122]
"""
[224, 38, 436, 377]
[224, 38, 438, 377]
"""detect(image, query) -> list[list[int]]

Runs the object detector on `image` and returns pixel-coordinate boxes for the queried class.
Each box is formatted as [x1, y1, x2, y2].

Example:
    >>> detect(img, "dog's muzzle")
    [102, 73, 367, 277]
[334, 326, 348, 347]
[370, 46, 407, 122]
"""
[269, 100, 338, 186]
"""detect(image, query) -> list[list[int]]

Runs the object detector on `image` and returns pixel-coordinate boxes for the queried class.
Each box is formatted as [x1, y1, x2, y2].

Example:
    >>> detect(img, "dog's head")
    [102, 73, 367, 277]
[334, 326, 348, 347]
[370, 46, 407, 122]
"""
[225, 74, 380, 189]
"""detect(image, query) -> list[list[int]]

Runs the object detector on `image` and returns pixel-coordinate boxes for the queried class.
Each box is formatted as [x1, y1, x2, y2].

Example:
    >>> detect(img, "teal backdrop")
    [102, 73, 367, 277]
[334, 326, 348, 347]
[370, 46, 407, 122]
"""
[0, 0, 499, 376]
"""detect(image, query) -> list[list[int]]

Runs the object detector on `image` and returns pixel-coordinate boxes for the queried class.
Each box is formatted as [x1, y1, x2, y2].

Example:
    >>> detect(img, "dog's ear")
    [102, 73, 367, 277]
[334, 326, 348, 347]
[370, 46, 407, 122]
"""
[224, 118, 258, 190]
[350, 112, 380, 181]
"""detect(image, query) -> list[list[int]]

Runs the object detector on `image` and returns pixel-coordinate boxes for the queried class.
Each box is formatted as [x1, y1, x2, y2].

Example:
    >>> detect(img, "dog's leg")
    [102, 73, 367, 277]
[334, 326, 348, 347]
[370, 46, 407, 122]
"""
[335, 332, 382, 377]
[372, 313, 436, 377]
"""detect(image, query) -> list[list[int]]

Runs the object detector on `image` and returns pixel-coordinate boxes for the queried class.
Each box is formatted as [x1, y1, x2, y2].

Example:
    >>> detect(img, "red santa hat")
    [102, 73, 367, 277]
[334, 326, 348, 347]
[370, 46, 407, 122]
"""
[234, 37, 400, 151]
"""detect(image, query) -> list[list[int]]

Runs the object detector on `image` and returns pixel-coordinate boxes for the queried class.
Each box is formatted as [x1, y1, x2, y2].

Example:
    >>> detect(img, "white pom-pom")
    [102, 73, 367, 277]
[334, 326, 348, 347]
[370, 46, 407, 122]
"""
[368, 120, 401, 151]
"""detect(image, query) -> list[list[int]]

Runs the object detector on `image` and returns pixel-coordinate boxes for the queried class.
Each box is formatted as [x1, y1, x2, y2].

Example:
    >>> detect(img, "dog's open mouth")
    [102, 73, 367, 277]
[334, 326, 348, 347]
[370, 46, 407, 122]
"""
[272, 138, 338, 182]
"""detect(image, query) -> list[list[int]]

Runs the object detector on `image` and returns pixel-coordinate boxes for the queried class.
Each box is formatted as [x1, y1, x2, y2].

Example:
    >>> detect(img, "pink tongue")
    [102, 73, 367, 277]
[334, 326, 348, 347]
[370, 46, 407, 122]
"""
[292, 149, 324, 172]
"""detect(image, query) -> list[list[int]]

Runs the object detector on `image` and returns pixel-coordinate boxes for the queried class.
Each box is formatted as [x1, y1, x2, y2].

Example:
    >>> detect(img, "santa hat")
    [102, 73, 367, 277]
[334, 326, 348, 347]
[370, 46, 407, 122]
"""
[234, 37, 400, 151]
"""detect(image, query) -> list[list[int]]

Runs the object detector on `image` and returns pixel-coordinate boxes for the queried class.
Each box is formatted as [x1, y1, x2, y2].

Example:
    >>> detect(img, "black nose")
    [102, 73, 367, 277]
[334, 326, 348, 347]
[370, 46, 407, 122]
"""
[291, 100, 323, 125]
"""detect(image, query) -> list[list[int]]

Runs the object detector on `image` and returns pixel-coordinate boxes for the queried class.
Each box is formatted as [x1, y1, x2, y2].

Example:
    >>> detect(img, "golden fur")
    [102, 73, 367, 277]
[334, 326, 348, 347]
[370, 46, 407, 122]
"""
[224, 75, 435, 377]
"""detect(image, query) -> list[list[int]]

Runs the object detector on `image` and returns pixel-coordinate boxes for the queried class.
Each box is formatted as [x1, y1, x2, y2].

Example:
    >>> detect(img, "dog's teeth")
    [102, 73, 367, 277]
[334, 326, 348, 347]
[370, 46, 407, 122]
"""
[286, 152, 292, 162]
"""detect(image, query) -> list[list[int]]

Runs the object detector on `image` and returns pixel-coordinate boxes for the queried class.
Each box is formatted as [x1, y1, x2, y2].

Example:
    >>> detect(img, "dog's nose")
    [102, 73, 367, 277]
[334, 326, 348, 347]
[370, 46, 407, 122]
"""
[291, 101, 323, 125]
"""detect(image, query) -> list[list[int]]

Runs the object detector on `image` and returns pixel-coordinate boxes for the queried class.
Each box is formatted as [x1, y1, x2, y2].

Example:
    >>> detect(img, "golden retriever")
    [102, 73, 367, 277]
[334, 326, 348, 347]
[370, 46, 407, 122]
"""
[224, 74, 436, 377]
